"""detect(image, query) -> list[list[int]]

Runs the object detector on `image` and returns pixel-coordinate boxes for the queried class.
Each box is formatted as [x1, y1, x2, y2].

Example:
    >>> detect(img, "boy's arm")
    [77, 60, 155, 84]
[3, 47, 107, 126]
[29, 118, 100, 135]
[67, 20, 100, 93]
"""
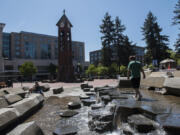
[141, 67, 146, 79]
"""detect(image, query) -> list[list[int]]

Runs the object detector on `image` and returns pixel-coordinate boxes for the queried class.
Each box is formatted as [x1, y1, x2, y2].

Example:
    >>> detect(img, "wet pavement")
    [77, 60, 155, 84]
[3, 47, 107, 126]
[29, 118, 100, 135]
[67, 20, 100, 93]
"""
[22, 79, 180, 135]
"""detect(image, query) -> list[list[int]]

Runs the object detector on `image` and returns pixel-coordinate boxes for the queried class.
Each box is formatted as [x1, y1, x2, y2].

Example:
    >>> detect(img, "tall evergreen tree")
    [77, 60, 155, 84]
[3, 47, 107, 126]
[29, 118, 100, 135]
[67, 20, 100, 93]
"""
[100, 12, 114, 66]
[114, 17, 126, 70]
[173, 0, 180, 53]
[122, 36, 135, 65]
[142, 11, 170, 65]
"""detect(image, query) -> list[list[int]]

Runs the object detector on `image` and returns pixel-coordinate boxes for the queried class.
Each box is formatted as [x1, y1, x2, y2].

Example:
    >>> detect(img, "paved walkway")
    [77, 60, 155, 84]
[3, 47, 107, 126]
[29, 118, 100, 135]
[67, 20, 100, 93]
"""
[13, 79, 118, 98]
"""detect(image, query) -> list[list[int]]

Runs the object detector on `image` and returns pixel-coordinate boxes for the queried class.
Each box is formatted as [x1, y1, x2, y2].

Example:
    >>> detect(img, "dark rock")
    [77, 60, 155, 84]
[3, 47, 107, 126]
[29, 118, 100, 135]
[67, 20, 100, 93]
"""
[91, 104, 104, 110]
[120, 91, 135, 95]
[81, 83, 88, 89]
[82, 99, 96, 106]
[83, 88, 90, 92]
[147, 87, 156, 91]
[90, 89, 95, 92]
[123, 130, 133, 135]
[88, 85, 93, 88]
[118, 77, 132, 88]
[4, 94, 22, 104]
[79, 95, 90, 100]
[22, 86, 30, 91]
[85, 92, 96, 96]
[53, 125, 78, 135]
[41, 84, 50, 92]
[110, 95, 128, 100]
[99, 90, 109, 96]
[128, 114, 155, 133]
[88, 120, 113, 133]
[101, 95, 111, 104]
[53, 87, 64, 94]
[68, 102, 81, 109]
[7, 121, 44, 135]
[59, 110, 78, 117]
[156, 114, 180, 135]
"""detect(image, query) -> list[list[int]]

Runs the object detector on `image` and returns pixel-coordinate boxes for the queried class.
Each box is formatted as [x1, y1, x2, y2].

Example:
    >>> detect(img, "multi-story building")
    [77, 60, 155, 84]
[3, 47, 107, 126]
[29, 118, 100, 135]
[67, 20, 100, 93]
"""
[0, 23, 87, 80]
[90, 45, 145, 65]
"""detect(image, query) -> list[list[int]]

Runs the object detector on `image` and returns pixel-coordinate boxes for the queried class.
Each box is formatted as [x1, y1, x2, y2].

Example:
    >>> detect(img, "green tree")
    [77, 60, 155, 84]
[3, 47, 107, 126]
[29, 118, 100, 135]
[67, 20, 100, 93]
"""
[97, 64, 108, 76]
[48, 63, 57, 80]
[120, 65, 127, 77]
[114, 17, 126, 71]
[19, 62, 37, 80]
[122, 36, 135, 66]
[100, 12, 114, 67]
[85, 64, 97, 76]
[173, 0, 180, 53]
[142, 11, 170, 65]
[108, 63, 118, 76]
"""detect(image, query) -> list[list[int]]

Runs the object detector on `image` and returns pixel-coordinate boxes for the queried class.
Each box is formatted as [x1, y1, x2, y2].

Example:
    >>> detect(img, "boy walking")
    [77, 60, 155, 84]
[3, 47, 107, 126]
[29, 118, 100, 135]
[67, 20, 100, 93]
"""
[127, 56, 145, 101]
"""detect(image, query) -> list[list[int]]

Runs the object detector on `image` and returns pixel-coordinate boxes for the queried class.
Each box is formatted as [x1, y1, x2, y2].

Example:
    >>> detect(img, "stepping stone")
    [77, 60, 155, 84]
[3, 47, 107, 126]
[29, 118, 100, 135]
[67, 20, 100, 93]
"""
[101, 95, 111, 102]
[53, 125, 78, 135]
[53, 87, 64, 94]
[91, 104, 104, 110]
[128, 114, 155, 133]
[79, 95, 90, 100]
[90, 89, 95, 92]
[42, 84, 50, 92]
[82, 99, 96, 106]
[59, 110, 78, 117]
[83, 88, 90, 92]
[111, 96, 128, 100]
[85, 92, 96, 96]
[4, 94, 22, 104]
[22, 86, 30, 91]
[68, 102, 81, 109]
[120, 91, 135, 95]
[156, 114, 180, 135]
[80, 83, 88, 89]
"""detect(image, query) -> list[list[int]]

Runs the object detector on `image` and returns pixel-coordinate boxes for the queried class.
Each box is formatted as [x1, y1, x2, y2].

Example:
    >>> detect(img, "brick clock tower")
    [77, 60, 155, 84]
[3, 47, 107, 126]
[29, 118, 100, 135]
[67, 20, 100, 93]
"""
[56, 11, 74, 82]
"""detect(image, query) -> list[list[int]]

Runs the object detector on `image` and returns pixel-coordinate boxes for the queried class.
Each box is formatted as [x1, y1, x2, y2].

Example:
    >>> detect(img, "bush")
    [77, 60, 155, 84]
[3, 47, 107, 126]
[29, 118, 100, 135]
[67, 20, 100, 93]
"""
[108, 63, 118, 75]
[148, 64, 155, 70]
[120, 65, 127, 77]
[97, 65, 108, 76]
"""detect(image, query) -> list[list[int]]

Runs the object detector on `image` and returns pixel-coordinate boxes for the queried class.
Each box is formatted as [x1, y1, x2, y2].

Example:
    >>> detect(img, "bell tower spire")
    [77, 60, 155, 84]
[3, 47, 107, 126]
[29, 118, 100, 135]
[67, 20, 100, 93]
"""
[56, 11, 74, 82]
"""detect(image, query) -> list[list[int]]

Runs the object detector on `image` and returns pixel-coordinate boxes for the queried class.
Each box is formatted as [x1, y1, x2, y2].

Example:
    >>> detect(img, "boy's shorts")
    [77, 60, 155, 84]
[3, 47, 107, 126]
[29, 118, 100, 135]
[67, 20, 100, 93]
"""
[131, 77, 140, 88]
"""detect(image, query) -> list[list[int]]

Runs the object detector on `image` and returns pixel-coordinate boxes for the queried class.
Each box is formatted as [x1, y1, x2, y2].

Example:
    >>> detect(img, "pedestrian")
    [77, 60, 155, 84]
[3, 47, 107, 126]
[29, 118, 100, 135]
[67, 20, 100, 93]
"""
[29, 81, 44, 96]
[127, 56, 145, 101]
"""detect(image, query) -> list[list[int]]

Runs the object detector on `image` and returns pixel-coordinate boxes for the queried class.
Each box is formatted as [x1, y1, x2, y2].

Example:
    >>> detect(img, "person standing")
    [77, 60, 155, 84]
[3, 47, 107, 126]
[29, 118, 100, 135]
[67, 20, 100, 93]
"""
[127, 56, 145, 100]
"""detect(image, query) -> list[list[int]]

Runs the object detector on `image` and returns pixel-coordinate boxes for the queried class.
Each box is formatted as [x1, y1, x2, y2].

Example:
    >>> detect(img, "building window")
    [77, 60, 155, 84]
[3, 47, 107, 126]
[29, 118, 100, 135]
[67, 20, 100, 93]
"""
[41, 44, 51, 59]
[24, 42, 36, 59]
[55, 44, 58, 59]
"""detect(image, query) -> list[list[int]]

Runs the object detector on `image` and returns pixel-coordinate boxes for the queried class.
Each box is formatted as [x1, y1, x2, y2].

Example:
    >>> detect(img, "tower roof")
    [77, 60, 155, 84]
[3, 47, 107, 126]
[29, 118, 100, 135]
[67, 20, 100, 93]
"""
[56, 11, 73, 27]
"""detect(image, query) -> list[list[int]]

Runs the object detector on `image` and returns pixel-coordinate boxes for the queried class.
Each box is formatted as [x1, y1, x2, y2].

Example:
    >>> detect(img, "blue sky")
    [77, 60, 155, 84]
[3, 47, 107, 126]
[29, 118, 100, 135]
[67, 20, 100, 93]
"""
[0, 0, 179, 61]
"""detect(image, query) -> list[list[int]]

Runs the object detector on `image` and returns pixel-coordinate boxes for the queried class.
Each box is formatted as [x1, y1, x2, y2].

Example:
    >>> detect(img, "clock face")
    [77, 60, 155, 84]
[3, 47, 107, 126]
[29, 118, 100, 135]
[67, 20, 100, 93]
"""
[60, 22, 64, 28]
